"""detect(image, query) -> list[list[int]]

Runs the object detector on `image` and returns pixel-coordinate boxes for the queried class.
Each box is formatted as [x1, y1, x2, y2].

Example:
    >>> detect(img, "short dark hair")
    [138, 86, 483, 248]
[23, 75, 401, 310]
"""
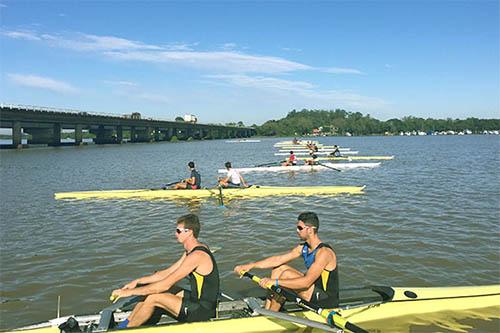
[225, 161, 232, 169]
[290, 151, 293, 154]
[188, 161, 195, 168]
[298, 212, 319, 231]
[177, 214, 200, 238]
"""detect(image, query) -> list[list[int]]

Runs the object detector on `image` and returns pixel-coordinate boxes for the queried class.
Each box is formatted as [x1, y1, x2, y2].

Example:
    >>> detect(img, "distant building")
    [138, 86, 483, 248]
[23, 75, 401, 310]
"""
[183, 114, 197, 123]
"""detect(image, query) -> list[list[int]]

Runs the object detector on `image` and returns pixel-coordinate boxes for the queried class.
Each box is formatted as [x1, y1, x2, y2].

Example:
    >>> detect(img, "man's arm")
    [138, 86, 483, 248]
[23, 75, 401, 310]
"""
[234, 245, 302, 274]
[275, 248, 334, 290]
[113, 252, 200, 298]
[122, 253, 187, 289]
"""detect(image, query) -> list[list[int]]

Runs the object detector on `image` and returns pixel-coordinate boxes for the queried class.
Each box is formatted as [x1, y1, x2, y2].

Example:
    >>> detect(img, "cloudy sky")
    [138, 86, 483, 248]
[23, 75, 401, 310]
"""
[1, 1, 498, 124]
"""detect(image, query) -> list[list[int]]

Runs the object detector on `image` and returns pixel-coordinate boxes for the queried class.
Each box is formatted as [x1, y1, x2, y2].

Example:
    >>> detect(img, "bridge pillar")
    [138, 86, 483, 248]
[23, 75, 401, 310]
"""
[116, 126, 123, 143]
[92, 125, 115, 144]
[75, 125, 83, 145]
[166, 127, 174, 141]
[12, 121, 22, 148]
[25, 127, 57, 145]
[130, 127, 137, 142]
[50, 123, 62, 146]
[154, 128, 161, 142]
[135, 127, 153, 142]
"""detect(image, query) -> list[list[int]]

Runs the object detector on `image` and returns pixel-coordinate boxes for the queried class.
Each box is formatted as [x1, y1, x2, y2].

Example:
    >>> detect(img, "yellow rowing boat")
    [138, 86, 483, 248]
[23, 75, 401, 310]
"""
[54, 185, 366, 200]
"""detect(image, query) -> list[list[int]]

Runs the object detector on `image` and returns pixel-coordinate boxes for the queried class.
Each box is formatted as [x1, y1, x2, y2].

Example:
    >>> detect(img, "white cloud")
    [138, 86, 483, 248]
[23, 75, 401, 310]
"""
[206, 74, 386, 110]
[206, 74, 315, 92]
[322, 67, 364, 74]
[105, 50, 312, 74]
[8, 73, 79, 94]
[1, 30, 41, 41]
[2, 29, 365, 75]
[103, 80, 138, 87]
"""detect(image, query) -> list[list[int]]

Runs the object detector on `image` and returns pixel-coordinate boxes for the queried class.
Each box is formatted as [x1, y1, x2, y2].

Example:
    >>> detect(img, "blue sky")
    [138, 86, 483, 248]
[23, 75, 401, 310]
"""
[1, 1, 498, 125]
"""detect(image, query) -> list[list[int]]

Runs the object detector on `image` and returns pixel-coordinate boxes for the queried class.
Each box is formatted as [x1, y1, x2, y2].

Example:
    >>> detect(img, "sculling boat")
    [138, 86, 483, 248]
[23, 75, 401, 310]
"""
[54, 185, 366, 201]
[277, 148, 351, 152]
[217, 162, 381, 174]
[275, 151, 359, 156]
[296, 156, 395, 161]
[10, 284, 500, 333]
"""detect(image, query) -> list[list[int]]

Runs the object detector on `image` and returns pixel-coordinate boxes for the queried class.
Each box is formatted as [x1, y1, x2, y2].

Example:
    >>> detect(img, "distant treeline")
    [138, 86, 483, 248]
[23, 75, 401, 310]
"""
[254, 109, 500, 136]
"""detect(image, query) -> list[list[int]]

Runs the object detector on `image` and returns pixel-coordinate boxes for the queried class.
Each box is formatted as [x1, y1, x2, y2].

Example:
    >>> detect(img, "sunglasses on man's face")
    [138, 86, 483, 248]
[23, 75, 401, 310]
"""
[176, 228, 190, 234]
[297, 225, 316, 232]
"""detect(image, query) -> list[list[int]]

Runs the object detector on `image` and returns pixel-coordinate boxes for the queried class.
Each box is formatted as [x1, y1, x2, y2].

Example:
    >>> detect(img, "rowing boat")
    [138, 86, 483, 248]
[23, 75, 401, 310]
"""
[278, 148, 351, 152]
[217, 162, 381, 174]
[296, 156, 394, 161]
[225, 139, 261, 143]
[11, 284, 500, 333]
[275, 151, 359, 156]
[54, 185, 366, 200]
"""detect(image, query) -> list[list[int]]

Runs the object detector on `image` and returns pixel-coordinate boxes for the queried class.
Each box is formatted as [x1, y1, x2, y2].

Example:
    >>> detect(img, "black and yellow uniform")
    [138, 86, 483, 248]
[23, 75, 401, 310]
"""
[177, 246, 219, 322]
[301, 242, 339, 307]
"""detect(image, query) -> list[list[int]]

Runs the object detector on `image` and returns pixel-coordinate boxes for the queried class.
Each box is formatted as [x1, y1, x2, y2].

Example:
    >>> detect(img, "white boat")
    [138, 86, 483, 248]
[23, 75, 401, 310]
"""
[278, 148, 351, 152]
[226, 139, 261, 143]
[218, 162, 380, 173]
[275, 151, 359, 156]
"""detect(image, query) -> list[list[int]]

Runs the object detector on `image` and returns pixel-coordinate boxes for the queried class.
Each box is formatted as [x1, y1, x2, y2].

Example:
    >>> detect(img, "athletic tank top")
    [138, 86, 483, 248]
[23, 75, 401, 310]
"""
[187, 246, 219, 307]
[301, 242, 339, 302]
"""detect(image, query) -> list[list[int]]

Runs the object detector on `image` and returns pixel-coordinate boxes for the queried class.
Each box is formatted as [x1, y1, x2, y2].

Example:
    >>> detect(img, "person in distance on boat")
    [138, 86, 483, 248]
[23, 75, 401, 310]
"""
[328, 145, 341, 157]
[233, 212, 339, 311]
[282, 151, 297, 166]
[305, 152, 318, 165]
[218, 161, 248, 188]
[111, 214, 220, 328]
[173, 161, 201, 189]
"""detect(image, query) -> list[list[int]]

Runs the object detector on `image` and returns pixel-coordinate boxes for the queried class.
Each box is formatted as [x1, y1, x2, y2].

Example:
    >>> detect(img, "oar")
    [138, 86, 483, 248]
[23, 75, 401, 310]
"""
[255, 160, 285, 167]
[240, 271, 367, 333]
[150, 180, 181, 190]
[317, 162, 341, 172]
[217, 185, 225, 207]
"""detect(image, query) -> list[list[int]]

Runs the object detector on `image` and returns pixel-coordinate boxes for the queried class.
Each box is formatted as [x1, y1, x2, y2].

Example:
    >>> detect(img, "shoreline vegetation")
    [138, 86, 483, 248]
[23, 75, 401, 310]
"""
[252, 109, 500, 137]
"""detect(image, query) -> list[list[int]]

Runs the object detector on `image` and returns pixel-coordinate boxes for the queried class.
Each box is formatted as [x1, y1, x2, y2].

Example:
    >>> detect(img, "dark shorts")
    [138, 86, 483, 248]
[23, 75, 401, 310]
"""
[176, 291, 216, 323]
[310, 286, 338, 308]
[225, 182, 242, 188]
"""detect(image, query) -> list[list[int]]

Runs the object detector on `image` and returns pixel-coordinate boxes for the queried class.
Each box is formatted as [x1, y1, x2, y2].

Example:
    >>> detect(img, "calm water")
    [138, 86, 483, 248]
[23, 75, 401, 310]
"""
[0, 135, 499, 331]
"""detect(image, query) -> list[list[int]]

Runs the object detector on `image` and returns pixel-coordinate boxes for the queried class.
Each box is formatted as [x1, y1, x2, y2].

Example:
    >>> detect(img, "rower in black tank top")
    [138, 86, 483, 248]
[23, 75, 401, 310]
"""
[177, 245, 220, 322]
[301, 242, 339, 307]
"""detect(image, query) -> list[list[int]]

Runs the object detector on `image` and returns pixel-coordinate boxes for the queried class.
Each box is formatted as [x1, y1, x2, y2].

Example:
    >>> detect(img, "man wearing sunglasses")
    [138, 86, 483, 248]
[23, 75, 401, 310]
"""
[233, 212, 338, 311]
[111, 214, 219, 327]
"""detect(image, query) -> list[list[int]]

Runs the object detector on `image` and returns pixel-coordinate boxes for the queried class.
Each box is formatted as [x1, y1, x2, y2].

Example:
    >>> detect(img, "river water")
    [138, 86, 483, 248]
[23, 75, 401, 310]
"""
[0, 135, 499, 331]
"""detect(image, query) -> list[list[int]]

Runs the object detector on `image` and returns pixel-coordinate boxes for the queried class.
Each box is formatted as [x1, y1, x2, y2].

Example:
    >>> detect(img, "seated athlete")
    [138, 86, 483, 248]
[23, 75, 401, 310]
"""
[218, 161, 248, 188]
[282, 151, 297, 166]
[234, 212, 339, 311]
[111, 214, 219, 327]
[174, 161, 201, 189]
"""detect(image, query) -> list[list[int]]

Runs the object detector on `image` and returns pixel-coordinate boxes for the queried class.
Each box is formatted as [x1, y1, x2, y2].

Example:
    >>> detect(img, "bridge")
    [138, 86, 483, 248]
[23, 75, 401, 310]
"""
[0, 104, 256, 148]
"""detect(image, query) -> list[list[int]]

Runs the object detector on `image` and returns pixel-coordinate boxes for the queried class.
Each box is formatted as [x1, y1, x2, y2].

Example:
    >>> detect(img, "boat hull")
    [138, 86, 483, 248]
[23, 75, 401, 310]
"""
[54, 185, 366, 200]
[10, 285, 500, 333]
[217, 163, 381, 173]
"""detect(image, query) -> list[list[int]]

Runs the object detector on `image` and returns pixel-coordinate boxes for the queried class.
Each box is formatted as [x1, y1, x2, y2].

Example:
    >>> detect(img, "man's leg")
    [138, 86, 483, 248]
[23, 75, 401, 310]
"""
[175, 182, 188, 189]
[266, 265, 314, 311]
[127, 292, 183, 327]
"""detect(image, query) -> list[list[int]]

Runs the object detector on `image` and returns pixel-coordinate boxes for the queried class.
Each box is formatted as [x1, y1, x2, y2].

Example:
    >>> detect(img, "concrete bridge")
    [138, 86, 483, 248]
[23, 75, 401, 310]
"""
[0, 104, 256, 148]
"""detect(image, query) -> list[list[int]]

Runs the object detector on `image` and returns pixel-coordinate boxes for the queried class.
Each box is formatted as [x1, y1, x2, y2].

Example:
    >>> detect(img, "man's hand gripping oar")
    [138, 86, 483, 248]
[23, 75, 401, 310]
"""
[238, 271, 368, 333]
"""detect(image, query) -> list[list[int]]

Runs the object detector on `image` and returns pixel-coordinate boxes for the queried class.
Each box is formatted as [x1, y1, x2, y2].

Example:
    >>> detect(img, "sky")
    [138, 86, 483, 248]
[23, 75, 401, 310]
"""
[0, 1, 498, 125]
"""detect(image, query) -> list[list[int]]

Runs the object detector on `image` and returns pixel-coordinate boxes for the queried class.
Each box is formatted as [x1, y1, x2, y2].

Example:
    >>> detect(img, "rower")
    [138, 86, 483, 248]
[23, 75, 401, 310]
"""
[305, 152, 318, 165]
[174, 161, 201, 190]
[234, 212, 339, 311]
[282, 151, 297, 166]
[328, 145, 341, 157]
[218, 161, 248, 188]
[111, 214, 220, 328]
[292, 137, 299, 145]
